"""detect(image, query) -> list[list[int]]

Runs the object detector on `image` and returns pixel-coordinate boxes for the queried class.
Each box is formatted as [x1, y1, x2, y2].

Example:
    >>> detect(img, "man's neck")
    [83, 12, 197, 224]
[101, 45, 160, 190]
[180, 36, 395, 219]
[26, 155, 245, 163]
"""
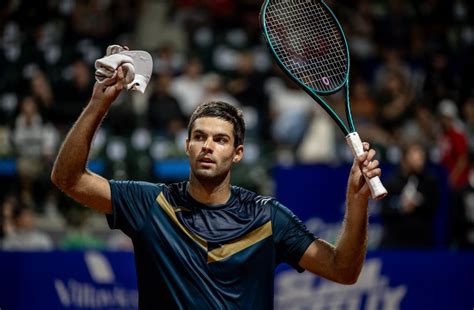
[187, 174, 231, 206]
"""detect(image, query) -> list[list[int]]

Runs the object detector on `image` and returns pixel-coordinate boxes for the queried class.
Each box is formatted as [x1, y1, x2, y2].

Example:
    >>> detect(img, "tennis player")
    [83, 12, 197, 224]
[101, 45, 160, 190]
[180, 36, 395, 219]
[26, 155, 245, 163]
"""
[51, 67, 382, 309]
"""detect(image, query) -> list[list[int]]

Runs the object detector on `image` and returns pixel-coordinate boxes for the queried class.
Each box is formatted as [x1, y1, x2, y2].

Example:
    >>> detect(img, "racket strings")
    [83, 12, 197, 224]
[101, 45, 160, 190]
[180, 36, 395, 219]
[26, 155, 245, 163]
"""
[265, 0, 348, 92]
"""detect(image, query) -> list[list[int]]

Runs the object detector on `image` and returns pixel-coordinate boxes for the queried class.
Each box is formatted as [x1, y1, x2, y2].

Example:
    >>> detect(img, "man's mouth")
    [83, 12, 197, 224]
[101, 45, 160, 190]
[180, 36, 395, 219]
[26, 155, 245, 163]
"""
[199, 157, 215, 163]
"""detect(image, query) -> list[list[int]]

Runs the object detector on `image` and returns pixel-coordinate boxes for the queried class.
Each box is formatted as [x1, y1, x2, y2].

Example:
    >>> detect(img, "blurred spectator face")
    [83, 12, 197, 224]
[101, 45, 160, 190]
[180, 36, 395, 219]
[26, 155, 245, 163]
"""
[353, 79, 369, 98]
[439, 115, 452, 129]
[14, 208, 35, 231]
[404, 144, 426, 174]
[72, 60, 92, 89]
[21, 97, 38, 121]
[0, 197, 17, 232]
[31, 70, 53, 104]
[1, 197, 16, 235]
[185, 59, 202, 78]
[415, 106, 431, 124]
[386, 72, 404, 93]
[156, 73, 172, 94]
[203, 74, 222, 93]
[433, 53, 447, 71]
[31, 71, 46, 93]
[2, 197, 15, 219]
[463, 98, 474, 123]
[236, 52, 254, 75]
[384, 49, 400, 67]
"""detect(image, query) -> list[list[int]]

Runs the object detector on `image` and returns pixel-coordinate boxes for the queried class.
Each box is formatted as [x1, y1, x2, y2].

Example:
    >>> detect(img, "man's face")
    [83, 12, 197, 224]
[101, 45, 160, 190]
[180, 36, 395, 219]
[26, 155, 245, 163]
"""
[186, 117, 243, 182]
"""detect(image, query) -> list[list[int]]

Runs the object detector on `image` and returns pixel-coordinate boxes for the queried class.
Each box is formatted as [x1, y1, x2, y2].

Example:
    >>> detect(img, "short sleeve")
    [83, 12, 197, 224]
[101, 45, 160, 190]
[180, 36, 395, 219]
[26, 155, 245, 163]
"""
[106, 180, 162, 237]
[272, 201, 317, 272]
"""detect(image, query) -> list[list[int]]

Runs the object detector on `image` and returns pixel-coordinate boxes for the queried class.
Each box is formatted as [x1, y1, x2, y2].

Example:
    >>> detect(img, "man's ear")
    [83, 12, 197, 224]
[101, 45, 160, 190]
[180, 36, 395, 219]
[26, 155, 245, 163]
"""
[185, 138, 190, 156]
[233, 145, 244, 163]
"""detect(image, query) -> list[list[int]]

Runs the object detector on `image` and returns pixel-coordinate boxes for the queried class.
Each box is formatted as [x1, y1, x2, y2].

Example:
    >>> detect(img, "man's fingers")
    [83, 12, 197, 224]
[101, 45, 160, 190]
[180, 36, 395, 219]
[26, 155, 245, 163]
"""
[361, 157, 381, 178]
[364, 167, 381, 179]
[117, 66, 124, 81]
[358, 149, 375, 165]
[356, 146, 378, 177]
[365, 149, 376, 163]
[368, 159, 379, 169]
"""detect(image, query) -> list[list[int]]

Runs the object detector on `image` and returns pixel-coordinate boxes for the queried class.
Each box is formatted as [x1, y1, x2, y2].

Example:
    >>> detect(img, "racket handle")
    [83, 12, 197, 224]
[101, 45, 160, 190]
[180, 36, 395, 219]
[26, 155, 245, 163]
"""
[345, 132, 388, 200]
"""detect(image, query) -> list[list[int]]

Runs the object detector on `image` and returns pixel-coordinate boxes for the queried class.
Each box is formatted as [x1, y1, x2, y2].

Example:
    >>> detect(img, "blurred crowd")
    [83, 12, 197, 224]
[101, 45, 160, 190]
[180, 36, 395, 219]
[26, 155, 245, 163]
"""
[0, 0, 473, 251]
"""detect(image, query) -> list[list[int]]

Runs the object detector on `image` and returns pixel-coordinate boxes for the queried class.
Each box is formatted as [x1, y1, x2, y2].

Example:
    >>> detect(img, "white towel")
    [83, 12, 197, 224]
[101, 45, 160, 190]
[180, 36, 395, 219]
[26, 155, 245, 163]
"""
[95, 53, 135, 86]
[94, 45, 153, 93]
[120, 50, 153, 93]
[106, 44, 126, 56]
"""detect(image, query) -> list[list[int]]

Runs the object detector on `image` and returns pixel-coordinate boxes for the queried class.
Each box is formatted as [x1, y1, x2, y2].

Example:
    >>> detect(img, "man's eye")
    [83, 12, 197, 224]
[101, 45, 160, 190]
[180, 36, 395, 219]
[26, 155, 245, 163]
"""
[216, 138, 227, 144]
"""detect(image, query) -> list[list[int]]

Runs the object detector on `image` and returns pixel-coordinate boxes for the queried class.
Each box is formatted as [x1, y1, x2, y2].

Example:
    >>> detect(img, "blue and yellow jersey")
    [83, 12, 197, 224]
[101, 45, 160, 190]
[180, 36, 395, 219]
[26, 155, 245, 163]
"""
[106, 180, 316, 309]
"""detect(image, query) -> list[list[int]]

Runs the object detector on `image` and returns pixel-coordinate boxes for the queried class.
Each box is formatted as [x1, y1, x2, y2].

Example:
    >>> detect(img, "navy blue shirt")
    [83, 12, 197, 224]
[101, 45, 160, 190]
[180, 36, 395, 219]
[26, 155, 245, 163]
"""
[106, 180, 316, 309]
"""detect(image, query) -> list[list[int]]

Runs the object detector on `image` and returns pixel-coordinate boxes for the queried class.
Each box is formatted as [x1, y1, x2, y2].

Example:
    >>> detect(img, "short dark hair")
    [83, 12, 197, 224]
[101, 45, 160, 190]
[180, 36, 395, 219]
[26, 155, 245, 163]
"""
[188, 101, 245, 147]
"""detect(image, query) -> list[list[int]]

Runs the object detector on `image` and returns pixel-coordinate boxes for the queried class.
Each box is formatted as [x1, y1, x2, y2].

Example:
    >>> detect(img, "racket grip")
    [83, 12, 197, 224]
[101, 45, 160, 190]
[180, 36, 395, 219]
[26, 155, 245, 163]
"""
[345, 132, 388, 200]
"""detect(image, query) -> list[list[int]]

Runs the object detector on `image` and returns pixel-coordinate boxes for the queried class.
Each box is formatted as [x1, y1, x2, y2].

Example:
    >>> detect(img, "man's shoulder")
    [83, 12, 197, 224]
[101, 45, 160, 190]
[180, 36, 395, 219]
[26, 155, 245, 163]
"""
[109, 179, 170, 197]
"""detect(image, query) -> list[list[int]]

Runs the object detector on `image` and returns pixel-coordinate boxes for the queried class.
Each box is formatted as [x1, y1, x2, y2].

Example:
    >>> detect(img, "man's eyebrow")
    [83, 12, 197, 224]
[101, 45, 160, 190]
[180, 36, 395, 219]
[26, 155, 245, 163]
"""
[192, 129, 231, 138]
[192, 129, 206, 135]
[214, 133, 231, 139]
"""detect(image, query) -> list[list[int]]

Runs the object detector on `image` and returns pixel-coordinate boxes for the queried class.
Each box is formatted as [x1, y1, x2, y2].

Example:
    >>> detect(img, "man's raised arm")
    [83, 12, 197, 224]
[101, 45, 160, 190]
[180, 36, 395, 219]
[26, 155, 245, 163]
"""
[51, 67, 126, 214]
[299, 143, 381, 284]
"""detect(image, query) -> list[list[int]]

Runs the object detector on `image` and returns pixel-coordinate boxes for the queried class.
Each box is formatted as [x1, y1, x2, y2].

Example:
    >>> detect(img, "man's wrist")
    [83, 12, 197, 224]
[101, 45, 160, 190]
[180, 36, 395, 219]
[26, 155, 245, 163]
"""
[346, 191, 369, 209]
[88, 97, 112, 114]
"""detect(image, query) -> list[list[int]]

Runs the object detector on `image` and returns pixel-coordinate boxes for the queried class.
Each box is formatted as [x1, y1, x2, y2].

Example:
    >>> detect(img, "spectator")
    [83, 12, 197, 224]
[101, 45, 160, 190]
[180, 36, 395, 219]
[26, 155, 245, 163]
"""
[170, 57, 206, 117]
[401, 105, 439, 157]
[153, 45, 186, 76]
[30, 69, 54, 121]
[199, 72, 240, 108]
[422, 52, 457, 112]
[69, 0, 113, 40]
[350, 77, 391, 148]
[438, 98, 470, 189]
[373, 49, 412, 94]
[12, 96, 58, 208]
[148, 73, 186, 137]
[376, 69, 414, 135]
[451, 154, 474, 248]
[462, 96, 474, 154]
[380, 143, 439, 248]
[2, 202, 53, 251]
[54, 59, 94, 127]
[227, 51, 268, 139]
[59, 206, 105, 250]
[266, 75, 313, 157]
[0, 195, 17, 245]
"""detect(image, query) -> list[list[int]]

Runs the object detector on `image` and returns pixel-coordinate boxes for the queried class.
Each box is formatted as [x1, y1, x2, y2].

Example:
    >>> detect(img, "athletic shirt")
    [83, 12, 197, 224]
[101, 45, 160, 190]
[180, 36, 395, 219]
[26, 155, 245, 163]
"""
[106, 180, 316, 309]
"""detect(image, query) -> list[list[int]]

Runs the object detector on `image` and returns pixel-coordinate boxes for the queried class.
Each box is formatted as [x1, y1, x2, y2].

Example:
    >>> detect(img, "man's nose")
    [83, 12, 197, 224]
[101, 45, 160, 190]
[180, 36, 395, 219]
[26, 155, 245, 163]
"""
[202, 137, 214, 152]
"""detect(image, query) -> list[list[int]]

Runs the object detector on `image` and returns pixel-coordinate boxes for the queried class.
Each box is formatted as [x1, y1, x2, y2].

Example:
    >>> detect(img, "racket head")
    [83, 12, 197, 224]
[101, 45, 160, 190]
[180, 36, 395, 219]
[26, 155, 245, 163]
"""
[261, 0, 350, 95]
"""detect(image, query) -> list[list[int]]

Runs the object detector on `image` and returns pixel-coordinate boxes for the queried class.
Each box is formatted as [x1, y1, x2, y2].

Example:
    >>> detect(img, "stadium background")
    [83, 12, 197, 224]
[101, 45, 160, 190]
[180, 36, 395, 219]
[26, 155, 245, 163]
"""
[0, 0, 473, 309]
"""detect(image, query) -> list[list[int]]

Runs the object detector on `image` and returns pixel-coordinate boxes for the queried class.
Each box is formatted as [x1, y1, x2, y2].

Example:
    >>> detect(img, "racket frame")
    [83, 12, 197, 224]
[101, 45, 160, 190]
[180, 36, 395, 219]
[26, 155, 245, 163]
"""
[260, 0, 387, 199]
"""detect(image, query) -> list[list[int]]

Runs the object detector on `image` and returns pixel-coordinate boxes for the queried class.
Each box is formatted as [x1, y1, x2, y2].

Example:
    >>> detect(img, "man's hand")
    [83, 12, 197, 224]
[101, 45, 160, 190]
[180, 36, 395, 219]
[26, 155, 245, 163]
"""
[347, 142, 382, 202]
[91, 66, 126, 107]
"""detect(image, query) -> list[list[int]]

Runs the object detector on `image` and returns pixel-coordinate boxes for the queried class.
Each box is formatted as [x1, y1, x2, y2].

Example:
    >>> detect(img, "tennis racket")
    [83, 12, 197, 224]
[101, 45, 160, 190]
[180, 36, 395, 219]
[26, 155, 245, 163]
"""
[260, 0, 387, 199]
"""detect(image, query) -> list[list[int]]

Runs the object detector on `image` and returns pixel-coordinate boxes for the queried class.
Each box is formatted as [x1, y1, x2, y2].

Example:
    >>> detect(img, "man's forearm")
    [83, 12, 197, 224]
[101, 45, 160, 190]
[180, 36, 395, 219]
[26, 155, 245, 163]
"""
[51, 98, 111, 189]
[334, 195, 369, 282]
[299, 146, 379, 284]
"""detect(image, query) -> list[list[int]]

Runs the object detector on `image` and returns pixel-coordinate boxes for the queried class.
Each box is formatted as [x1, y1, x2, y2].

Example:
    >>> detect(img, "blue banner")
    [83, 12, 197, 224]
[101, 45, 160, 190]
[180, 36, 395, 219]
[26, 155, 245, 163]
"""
[0, 250, 472, 309]
[0, 251, 137, 310]
[274, 251, 474, 309]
